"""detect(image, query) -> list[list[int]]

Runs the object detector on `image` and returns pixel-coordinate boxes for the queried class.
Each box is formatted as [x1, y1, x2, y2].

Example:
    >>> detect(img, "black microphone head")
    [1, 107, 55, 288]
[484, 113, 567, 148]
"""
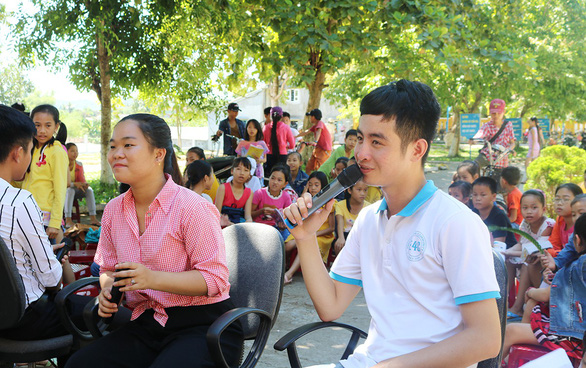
[337, 164, 363, 188]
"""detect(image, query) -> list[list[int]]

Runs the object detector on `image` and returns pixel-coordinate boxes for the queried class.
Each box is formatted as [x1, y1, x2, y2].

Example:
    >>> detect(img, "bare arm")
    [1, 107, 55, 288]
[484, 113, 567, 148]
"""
[244, 193, 253, 222]
[508, 209, 517, 223]
[114, 264, 208, 296]
[214, 184, 225, 213]
[313, 128, 322, 143]
[373, 299, 501, 368]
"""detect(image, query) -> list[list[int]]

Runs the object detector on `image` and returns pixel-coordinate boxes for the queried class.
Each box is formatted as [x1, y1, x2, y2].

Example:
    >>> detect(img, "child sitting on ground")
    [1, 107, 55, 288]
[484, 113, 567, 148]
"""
[64, 142, 100, 228]
[215, 157, 253, 226]
[501, 189, 554, 319]
[284, 171, 335, 283]
[185, 160, 214, 203]
[286, 151, 308, 196]
[472, 176, 517, 248]
[334, 179, 370, 254]
[448, 180, 473, 208]
[549, 183, 583, 257]
[252, 164, 293, 240]
[503, 213, 586, 363]
[500, 166, 524, 228]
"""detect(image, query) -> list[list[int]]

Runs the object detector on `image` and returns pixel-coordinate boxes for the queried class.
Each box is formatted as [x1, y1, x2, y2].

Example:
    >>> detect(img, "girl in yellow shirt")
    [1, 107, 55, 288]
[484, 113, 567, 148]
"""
[334, 180, 370, 254]
[22, 105, 69, 241]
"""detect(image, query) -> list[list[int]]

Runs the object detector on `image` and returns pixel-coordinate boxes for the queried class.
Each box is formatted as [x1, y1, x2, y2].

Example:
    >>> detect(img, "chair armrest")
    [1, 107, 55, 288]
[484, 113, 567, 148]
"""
[207, 307, 272, 368]
[274, 321, 368, 368]
[54, 277, 100, 341]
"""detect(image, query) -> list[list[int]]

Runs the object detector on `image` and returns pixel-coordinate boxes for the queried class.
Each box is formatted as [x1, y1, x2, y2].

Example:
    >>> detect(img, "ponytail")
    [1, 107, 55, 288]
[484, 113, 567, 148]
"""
[270, 106, 283, 155]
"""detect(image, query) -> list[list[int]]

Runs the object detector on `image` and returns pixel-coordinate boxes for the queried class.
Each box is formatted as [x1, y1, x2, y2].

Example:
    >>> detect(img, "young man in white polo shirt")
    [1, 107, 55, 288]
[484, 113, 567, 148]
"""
[283, 80, 501, 368]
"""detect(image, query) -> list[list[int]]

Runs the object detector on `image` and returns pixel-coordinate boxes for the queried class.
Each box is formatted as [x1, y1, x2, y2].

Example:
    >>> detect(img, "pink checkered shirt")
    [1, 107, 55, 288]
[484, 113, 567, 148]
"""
[95, 175, 230, 326]
[476, 120, 516, 168]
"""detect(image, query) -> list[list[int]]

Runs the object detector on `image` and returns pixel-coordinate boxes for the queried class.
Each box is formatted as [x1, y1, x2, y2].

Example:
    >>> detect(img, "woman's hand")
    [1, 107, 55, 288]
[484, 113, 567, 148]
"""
[46, 226, 60, 239]
[112, 262, 154, 292]
[97, 285, 119, 318]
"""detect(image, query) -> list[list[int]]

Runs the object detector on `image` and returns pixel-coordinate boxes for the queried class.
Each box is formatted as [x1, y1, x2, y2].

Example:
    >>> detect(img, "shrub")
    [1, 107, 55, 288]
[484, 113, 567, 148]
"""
[526, 145, 586, 216]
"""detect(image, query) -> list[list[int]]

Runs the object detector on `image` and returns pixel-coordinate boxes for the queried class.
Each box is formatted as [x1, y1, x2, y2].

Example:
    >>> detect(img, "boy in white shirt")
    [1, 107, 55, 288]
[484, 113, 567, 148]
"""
[283, 80, 501, 368]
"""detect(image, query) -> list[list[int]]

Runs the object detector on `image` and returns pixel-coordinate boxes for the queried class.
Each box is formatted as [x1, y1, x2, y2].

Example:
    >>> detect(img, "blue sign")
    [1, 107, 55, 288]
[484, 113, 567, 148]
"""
[537, 118, 550, 138]
[460, 114, 480, 139]
[507, 118, 523, 140]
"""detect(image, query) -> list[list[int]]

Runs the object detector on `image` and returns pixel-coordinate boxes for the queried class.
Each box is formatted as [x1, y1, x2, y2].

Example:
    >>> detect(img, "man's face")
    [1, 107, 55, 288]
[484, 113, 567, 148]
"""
[228, 109, 239, 119]
[490, 111, 504, 123]
[354, 115, 412, 190]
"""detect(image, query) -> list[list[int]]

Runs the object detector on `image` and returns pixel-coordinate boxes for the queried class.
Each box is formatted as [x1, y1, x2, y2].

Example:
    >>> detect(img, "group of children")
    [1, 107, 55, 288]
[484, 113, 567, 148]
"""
[449, 159, 586, 363]
[183, 143, 379, 284]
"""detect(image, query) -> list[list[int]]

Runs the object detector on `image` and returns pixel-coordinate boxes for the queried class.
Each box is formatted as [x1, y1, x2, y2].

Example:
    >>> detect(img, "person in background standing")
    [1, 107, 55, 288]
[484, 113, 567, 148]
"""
[214, 103, 245, 156]
[263, 107, 295, 174]
[297, 108, 332, 173]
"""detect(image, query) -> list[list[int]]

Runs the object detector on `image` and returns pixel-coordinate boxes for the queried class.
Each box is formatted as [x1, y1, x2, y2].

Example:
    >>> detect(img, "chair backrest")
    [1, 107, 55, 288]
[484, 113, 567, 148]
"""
[0, 237, 27, 330]
[478, 250, 508, 368]
[222, 223, 284, 340]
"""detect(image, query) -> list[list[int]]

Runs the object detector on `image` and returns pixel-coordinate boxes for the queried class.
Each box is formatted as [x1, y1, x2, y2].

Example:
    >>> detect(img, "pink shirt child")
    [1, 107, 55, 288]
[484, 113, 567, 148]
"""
[95, 176, 230, 326]
[263, 121, 295, 155]
[252, 187, 292, 226]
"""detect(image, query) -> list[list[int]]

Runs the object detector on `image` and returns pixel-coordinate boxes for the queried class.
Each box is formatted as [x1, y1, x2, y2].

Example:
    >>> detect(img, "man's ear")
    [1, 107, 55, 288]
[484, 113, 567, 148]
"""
[410, 138, 428, 162]
[11, 146, 24, 163]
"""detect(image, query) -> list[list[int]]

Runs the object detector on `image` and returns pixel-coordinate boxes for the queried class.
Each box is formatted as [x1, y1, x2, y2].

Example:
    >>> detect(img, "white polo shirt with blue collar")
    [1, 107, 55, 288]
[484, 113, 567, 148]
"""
[330, 180, 500, 368]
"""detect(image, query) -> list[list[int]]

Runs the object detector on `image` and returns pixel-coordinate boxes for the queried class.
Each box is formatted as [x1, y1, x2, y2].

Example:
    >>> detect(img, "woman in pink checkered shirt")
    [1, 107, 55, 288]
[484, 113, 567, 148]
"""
[66, 114, 243, 368]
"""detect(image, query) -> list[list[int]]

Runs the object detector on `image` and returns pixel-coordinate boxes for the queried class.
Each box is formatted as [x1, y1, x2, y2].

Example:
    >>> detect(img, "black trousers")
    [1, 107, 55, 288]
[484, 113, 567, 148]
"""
[65, 299, 244, 368]
[265, 153, 288, 177]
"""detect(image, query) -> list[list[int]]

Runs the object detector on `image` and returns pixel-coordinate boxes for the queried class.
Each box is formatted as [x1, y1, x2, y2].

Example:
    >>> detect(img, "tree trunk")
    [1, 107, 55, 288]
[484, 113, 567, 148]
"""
[269, 73, 289, 107]
[448, 108, 461, 157]
[97, 31, 114, 184]
[304, 68, 325, 130]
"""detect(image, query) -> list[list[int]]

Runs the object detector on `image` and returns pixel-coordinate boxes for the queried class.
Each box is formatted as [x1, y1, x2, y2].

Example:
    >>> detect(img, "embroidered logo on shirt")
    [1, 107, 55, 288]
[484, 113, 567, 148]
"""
[406, 231, 426, 262]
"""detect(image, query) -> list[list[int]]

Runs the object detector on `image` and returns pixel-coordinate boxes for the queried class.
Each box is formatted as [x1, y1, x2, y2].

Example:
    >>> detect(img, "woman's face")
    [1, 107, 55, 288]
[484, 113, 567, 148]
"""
[108, 119, 165, 186]
[32, 112, 60, 146]
[246, 122, 258, 141]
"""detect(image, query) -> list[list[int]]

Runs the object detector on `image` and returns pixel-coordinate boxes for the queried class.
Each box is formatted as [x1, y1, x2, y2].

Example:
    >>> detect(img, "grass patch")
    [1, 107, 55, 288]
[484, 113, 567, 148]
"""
[428, 143, 474, 162]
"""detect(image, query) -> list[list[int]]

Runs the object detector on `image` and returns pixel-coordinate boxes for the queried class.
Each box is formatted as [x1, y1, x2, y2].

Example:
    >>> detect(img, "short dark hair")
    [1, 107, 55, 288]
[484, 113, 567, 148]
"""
[573, 213, 586, 255]
[556, 183, 583, 197]
[345, 129, 358, 139]
[522, 189, 546, 206]
[449, 180, 472, 198]
[231, 156, 251, 171]
[187, 146, 206, 160]
[472, 176, 498, 194]
[287, 151, 302, 161]
[501, 166, 521, 186]
[360, 80, 440, 163]
[271, 164, 291, 183]
[0, 105, 36, 163]
[307, 170, 328, 190]
[185, 160, 213, 189]
[335, 156, 349, 167]
[65, 142, 77, 150]
[244, 119, 263, 141]
[264, 107, 272, 115]
[282, 112, 290, 119]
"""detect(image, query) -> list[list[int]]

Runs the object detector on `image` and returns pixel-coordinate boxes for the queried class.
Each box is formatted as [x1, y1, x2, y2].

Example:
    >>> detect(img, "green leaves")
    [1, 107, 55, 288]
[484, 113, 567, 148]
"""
[488, 226, 544, 254]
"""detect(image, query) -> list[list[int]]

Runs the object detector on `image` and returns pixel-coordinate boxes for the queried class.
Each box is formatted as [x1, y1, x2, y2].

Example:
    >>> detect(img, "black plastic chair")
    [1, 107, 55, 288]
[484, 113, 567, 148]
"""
[0, 237, 98, 367]
[274, 250, 508, 368]
[207, 222, 285, 368]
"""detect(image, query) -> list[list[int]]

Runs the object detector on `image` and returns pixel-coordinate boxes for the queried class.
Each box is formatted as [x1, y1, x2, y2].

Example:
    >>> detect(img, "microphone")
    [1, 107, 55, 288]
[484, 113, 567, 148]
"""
[279, 164, 363, 229]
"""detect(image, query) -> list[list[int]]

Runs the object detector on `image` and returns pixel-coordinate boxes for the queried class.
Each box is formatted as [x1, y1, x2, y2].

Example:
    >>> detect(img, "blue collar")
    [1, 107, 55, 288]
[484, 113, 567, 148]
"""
[376, 180, 438, 217]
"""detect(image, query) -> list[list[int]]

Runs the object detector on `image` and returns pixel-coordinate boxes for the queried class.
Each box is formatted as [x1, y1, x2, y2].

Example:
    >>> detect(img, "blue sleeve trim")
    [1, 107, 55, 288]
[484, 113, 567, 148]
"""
[329, 271, 363, 287]
[455, 291, 501, 305]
